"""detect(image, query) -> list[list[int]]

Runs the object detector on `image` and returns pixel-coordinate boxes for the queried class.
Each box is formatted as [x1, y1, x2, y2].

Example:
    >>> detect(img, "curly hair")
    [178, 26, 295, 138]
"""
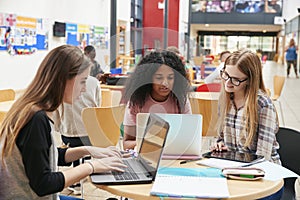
[123, 50, 189, 113]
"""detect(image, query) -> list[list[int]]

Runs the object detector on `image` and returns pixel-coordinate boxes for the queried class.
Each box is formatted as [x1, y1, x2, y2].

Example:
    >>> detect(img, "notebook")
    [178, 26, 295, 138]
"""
[137, 113, 202, 160]
[90, 113, 170, 185]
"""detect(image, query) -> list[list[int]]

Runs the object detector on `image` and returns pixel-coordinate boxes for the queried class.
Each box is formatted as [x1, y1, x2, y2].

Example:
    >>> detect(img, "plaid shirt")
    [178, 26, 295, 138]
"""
[218, 90, 281, 164]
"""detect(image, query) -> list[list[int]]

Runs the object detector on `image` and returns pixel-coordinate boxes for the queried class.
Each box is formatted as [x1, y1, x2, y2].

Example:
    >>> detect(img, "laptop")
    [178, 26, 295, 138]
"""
[90, 113, 170, 185]
[137, 113, 202, 160]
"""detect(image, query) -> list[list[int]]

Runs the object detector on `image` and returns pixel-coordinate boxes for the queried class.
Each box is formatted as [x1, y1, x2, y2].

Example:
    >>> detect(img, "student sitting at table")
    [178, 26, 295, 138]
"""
[0, 45, 126, 199]
[122, 50, 192, 150]
[212, 49, 283, 199]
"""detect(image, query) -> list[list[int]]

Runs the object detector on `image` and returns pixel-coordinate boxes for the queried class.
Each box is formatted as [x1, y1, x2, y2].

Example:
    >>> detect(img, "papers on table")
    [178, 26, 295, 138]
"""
[197, 159, 299, 181]
[151, 175, 229, 199]
[251, 161, 299, 181]
[150, 167, 229, 198]
[197, 158, 247, 168]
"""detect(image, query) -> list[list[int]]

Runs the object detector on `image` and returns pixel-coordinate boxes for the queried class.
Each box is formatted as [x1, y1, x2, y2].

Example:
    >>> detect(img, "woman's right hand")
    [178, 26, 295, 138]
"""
[91, 157, 127, 173]
[211, 141, 228, 152]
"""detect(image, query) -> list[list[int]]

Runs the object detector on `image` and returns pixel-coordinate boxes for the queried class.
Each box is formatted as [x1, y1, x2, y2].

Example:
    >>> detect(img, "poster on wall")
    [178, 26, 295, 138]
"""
[0, 12, 48, 55]
[77, 24, 90, 49]
[90, 26, 109, 49]
[66, 23, 78, 46]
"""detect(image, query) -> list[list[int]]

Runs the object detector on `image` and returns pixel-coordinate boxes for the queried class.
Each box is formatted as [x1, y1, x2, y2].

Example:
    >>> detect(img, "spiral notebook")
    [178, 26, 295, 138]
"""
[150, 175, 229, 198]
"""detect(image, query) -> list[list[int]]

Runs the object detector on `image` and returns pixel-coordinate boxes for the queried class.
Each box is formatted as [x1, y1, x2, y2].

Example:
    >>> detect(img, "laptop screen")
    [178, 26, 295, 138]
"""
[138, 114, 169, 178]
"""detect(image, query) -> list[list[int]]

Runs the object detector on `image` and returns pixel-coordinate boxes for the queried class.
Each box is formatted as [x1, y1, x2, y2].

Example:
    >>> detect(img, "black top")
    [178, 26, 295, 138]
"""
[16, 110, 71, 196]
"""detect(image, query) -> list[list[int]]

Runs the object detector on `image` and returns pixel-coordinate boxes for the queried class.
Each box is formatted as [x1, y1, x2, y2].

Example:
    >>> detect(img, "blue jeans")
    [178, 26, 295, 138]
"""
[258, 186, 283, 200]
[59, 195, 83, 200]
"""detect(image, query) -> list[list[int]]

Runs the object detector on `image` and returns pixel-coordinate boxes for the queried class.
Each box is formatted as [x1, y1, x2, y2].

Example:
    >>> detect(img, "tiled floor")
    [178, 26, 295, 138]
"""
[59, 61, 300, 199]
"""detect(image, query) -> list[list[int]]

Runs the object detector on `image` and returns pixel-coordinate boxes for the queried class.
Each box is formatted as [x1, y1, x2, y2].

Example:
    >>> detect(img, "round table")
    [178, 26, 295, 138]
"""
[96, 160, 283, 200]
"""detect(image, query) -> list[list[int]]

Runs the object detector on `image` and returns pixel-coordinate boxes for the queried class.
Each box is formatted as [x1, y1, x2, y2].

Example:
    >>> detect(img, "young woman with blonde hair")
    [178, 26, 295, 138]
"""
[0, 45, 125, 199]
[212, 49, 282, 199]
[213, 49, 281, 163]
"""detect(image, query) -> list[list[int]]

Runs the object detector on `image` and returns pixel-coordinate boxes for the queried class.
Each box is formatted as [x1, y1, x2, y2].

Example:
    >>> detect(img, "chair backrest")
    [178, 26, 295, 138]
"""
[0, 89, 15, 102]
[276, 127, 300, 176]
[81, 105, 125, 148]
[273, 75, 285, 100]
[0, 111, 6, 124]
[189, 98, 218, 136]
[193, 56, 204, 66]
[276, 127, 300, 200]
[196, 83, 221, 92]
[101, 89, 122, 107]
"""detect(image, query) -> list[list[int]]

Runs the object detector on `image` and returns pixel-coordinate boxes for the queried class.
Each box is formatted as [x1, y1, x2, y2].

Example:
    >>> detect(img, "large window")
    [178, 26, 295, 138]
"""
[198, 35, 276, 56]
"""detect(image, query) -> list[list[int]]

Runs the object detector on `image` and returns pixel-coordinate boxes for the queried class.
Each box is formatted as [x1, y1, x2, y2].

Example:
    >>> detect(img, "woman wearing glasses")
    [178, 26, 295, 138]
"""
[212, 49, 283, 199]
[213, 49, 281, 163]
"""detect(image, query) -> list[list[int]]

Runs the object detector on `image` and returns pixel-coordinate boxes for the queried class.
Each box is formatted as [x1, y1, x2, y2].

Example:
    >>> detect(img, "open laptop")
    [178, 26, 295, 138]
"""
[137, 113, 202, 160]
[90, 113, 170, 185]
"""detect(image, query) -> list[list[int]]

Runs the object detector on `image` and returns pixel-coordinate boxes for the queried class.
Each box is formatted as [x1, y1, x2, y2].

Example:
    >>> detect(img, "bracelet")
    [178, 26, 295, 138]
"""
[87, 162, 94, 174]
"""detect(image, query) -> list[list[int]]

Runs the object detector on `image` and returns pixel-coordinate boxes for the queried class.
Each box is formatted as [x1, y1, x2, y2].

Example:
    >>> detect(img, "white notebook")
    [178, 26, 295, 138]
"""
[150, 175, 229, 198]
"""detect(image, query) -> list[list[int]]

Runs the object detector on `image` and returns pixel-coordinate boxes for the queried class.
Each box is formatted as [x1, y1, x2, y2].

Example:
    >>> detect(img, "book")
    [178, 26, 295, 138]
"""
[150, 175, 229, 198]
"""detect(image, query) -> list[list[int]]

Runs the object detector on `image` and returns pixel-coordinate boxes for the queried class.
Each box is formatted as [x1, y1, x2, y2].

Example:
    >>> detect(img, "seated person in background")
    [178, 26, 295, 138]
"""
[204, 50, 231, 83]
[122, 50, 192, 150]
[212, 49, 283, 200]
[84, 45, 104, 80]
[53, 75, 101, 195]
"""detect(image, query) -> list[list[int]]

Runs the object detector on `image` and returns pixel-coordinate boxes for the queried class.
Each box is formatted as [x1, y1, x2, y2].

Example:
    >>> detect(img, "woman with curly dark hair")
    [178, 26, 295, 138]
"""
[122, 50, 192, 150]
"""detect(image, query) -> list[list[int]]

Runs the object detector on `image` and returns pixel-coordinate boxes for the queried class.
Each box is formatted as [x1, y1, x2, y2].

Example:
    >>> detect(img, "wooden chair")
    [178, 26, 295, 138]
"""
[276, 127, 300, 200]
[101, 89, 122, 107]
[81, 105, 125, 148]
[0, 89, 15, 102]
[193, 56, 204, 66]
[0, 111, 6, 124]
[189, 97, 218, 137]
[196, 83, 221, 92]
[271, 75, 285, 126]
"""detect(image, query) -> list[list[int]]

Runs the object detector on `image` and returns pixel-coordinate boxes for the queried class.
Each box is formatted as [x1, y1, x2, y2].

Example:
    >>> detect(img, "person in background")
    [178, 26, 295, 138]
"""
[285, 38, 298, 78]
[204, 50, 231, 83]
[212, 49, 282, 199]
[265, 0, 281, 13]
[84, 45, 104, 80]
[53, 75, 101, 195]
[122, 51, 192, 150]
[0, 45, 125, 199]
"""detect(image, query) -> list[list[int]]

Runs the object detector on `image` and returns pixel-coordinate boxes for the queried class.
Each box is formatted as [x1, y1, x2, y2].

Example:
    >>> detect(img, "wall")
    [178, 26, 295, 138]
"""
[282, 0, 300, 22]
[143, 0, 179, 50]
[0, 0, 130, 90]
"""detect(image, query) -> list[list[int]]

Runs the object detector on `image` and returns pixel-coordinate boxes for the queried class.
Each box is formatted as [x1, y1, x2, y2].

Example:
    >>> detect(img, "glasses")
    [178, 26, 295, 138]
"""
[220, 70, 248, 86]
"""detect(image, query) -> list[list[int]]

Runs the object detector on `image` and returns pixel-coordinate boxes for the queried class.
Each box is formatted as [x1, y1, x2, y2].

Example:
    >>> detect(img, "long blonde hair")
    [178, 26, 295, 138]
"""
[0, 45, 92, 160]
[218, 49, 267, 147]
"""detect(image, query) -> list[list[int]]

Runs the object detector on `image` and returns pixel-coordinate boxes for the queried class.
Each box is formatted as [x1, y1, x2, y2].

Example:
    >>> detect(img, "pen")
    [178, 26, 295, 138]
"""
[241, 159, 265, 167]
[179, 158, 202, 164]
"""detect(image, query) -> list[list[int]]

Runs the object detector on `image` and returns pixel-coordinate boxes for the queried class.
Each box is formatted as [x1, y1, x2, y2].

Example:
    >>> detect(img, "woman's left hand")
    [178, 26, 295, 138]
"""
[87, 146, 122, 158]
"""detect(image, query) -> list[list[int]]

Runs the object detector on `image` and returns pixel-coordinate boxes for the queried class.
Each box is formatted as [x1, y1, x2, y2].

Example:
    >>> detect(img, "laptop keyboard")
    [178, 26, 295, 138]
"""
[112, 160, 139, 180]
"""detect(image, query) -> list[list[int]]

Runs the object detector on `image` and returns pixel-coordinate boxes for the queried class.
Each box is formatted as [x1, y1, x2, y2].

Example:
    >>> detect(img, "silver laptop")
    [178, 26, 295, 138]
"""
[90, 113, 170, 184]
[137, 113, 202, 160]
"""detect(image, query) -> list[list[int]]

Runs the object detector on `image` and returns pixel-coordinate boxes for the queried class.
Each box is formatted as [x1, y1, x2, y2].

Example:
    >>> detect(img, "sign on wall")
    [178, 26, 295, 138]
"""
[0, 13, 49, 55]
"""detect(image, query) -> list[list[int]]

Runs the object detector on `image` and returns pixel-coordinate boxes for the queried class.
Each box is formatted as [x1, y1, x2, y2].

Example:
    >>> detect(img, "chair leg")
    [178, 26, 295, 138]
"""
[278, 101, 285, 126]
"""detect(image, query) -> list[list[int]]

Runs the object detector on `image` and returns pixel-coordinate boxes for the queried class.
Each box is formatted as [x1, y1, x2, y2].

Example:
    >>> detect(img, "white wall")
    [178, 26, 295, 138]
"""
[0, 0, 130, 90]
[282, 0, 300, 22]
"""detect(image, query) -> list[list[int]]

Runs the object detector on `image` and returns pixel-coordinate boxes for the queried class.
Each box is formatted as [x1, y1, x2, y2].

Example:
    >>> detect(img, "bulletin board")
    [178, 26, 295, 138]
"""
[0, 13, 49, 55]
[66, 23, 109, 50]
